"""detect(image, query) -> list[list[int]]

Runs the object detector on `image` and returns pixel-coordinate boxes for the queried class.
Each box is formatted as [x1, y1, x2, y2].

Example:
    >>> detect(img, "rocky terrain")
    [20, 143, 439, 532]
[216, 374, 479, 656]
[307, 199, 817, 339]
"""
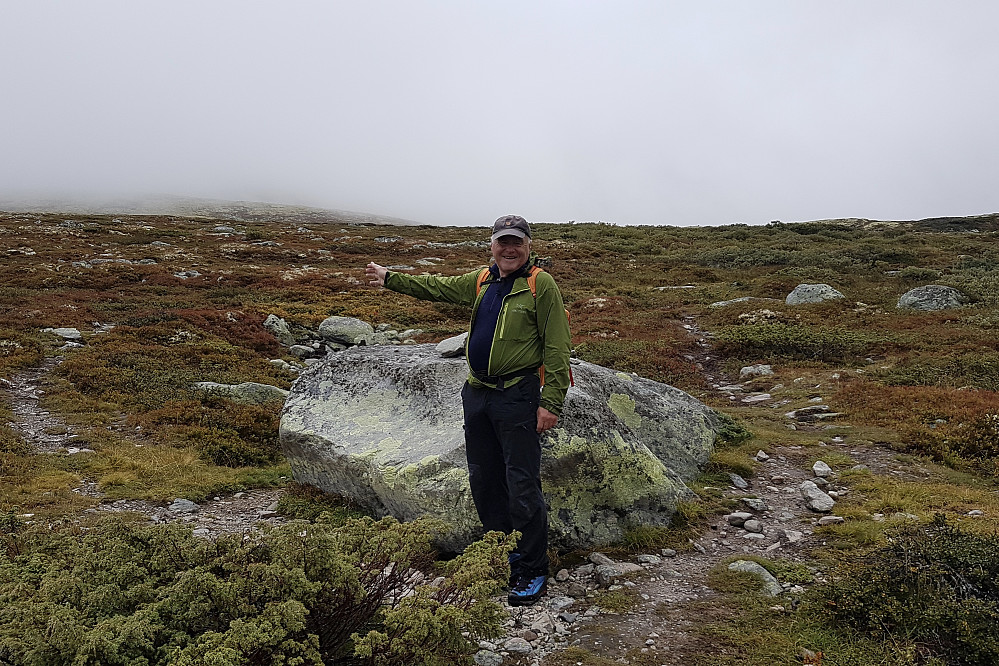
[4, 314, 973, 666]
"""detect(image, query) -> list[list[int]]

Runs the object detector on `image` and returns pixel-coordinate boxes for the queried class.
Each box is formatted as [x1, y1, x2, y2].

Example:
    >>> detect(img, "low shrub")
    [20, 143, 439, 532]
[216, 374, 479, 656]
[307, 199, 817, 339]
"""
[811, 515, 999, 665]
[0, 515, 513, 666]
[713, 323, 886, 363]
[0, 329, 44, 376]
[877, 353, 999, 392]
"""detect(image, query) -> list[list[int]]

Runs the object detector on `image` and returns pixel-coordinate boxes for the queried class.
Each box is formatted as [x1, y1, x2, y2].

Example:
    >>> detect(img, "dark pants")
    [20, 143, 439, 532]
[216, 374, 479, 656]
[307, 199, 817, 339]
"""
[461, 373, 549, 574]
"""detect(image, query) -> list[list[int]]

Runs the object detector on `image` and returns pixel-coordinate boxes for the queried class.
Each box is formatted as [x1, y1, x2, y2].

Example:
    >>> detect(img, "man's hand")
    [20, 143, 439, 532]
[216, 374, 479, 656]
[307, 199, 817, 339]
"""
[537, 407, 558, 433]
[365, 262, 387, 287]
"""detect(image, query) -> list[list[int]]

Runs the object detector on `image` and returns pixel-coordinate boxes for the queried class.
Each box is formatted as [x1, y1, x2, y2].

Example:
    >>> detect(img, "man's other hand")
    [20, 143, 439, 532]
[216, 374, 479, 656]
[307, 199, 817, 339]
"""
[537, 407, 558, 433]
[365, 262, 387, 287]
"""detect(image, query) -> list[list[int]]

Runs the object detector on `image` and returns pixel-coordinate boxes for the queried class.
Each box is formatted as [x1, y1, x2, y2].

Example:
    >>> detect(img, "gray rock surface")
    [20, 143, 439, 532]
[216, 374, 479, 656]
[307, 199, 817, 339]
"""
[812, 460, 832, 478]
[739, 364, 773, 379]
[263, 314, 297, 346]
[279, 344, 720, 552]
[44, 327, 82, 340]
[318, 316, 375, 346]
[800, 480, 835, 513]
[785, 283, 845, 305]
[727, 560, 783, 596]
[193, 381, 289, 405]
[169, 499, 199, 514]
[435, 332, 468, 358]
[897, 285, 967, 311]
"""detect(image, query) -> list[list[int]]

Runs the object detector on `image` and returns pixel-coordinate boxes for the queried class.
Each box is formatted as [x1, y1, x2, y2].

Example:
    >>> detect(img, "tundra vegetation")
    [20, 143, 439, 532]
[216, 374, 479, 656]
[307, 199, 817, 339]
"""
[1, 211, 998, 665]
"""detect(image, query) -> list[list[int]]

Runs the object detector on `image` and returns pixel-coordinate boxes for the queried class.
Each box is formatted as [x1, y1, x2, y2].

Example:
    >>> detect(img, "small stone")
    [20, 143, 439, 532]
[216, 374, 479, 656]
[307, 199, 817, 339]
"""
[756, 450, 770, 461]
[968, 509, 984, 517]
[566, 582, 587, 598]
[520, 630, 538, 642]
[549, 596, 575, 611]
[555, 568, 570, 582]
[728, 473, 749, 489]
[818, 516, 845, 526]
[726, 512, 753, 527]
[741, 498, 768, 512]
[660, 548, 677, 558]
[728, 560, 782, 596]
[742, 533, 766, 540]
[473, 649, 503, 666]
[743, 519, 764, 534]
[637, 554, 662, 565]
[168, 499, 199, 514]
[588, 552, 616, 566]
[812, 461, 833, 478]
[800, 481, 835, 513]
[503, 637, 532, 655]
[558, 611, 577, 624]
[740, 364, 774, 379]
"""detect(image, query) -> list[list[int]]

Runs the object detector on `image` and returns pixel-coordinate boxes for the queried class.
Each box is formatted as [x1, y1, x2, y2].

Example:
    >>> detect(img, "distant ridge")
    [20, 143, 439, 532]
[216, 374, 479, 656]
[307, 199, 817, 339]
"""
[800, 213, 999, 233]
[0, 195, 425, 227]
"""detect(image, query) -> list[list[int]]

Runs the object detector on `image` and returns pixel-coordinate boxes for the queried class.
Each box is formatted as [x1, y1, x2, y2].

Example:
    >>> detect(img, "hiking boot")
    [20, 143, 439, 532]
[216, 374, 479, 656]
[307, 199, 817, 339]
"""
[508, 570, 547, 606]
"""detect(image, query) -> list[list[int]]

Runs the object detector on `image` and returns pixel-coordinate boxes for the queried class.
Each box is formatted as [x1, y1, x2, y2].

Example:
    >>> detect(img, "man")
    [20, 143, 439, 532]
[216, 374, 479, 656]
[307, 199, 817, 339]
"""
[365, 215, 571, 606]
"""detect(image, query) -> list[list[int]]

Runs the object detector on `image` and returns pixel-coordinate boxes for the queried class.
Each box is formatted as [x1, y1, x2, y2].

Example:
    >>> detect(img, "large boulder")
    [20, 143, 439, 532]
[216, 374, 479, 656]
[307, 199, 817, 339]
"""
[279, 345, 721, 552]
[897, 285, 967, 311]
[785, 284, 845, 305]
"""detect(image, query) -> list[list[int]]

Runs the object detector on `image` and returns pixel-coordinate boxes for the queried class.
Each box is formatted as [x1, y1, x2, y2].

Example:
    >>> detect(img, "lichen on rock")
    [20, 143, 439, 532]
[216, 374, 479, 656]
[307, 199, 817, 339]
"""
[280, 344, 721, 552]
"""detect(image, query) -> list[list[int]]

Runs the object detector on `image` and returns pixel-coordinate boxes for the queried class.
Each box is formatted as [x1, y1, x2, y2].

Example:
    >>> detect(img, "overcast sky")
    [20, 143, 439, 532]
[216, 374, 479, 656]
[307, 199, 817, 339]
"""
[2, 2, 998, 226]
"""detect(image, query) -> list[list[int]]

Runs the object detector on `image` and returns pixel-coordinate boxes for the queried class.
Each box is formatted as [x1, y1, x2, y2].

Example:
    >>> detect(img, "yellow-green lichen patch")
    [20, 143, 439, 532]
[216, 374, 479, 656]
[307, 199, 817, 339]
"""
[542, 430, 684, 519]
[615, 372, 634, 381]
[607, 392, 642, 430]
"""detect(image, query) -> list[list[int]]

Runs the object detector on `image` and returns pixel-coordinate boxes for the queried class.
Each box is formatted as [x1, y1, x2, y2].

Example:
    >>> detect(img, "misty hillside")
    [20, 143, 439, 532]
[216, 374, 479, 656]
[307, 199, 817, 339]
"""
[0, 195, 425, 227]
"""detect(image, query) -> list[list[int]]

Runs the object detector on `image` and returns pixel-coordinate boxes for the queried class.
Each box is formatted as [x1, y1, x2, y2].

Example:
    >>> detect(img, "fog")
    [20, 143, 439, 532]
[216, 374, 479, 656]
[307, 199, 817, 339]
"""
[2, 1, 998, 226]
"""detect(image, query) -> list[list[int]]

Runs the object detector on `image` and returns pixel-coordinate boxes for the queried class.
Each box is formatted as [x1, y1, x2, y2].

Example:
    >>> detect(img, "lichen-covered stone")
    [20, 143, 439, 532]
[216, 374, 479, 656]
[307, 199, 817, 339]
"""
[318, 316, 374, 346]
[897, 285, 967, 311]
[193, 381, 289, 405]
[785, 283, 845, 305]
[279, 345, 720, 552]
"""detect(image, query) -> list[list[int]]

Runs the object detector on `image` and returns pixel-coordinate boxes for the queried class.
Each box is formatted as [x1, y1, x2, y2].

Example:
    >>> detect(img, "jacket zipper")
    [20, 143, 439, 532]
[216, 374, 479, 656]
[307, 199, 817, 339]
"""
[490, 283, 530, 373]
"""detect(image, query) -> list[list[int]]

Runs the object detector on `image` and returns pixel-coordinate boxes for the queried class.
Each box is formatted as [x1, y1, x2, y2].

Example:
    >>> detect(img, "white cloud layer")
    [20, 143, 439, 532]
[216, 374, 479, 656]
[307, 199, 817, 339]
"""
[2, 1, 997, 225]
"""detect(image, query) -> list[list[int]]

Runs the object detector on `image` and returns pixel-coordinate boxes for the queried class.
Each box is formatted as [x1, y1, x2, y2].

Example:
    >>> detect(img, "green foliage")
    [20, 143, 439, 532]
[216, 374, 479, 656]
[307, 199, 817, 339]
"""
[0, 515, 513, 666]
[713, 414, 752, 448]
[0, 329, 44, 376]
[137, 398, 282, 467]
[812, 515, 999, 665]
[714, 323, 887, 363]
[877, 353, 999, 392]
[275, 482, 365, 524]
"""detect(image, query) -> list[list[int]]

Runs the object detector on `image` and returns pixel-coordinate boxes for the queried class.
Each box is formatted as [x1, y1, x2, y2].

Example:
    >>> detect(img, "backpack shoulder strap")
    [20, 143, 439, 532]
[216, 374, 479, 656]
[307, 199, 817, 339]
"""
[526, 265, 543, 298]
[475, 268, 490, 295]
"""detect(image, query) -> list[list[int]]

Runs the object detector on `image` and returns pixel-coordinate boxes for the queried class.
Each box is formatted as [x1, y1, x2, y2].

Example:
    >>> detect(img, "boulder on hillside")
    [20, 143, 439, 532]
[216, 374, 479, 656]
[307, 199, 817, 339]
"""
[194, 381, 289, 405]
[279, 345, 721, 552]
[785, 284, 845, 305]
[318, 316, 374, 346]
[897, 285, 968, 311]
[263, 314, 297, 346]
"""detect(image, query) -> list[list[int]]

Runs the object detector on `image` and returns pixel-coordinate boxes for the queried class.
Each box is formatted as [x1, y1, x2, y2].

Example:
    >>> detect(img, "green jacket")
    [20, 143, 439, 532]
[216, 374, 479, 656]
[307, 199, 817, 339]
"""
[384, 258, 572, 416]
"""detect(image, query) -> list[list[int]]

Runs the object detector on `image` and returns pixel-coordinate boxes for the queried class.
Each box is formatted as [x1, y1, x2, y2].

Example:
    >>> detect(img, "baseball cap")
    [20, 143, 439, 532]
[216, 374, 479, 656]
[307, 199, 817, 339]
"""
[491, 215, 531, 241]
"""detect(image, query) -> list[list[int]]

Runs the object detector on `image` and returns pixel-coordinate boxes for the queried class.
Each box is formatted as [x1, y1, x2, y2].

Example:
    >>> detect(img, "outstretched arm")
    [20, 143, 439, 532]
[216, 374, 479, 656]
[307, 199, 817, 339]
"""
[366, 262, 387, 287]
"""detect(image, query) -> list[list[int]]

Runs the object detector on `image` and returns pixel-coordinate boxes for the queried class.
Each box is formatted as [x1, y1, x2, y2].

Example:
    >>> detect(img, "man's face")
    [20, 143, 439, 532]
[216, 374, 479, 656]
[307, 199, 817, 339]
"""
[491, 234, 530, 277]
